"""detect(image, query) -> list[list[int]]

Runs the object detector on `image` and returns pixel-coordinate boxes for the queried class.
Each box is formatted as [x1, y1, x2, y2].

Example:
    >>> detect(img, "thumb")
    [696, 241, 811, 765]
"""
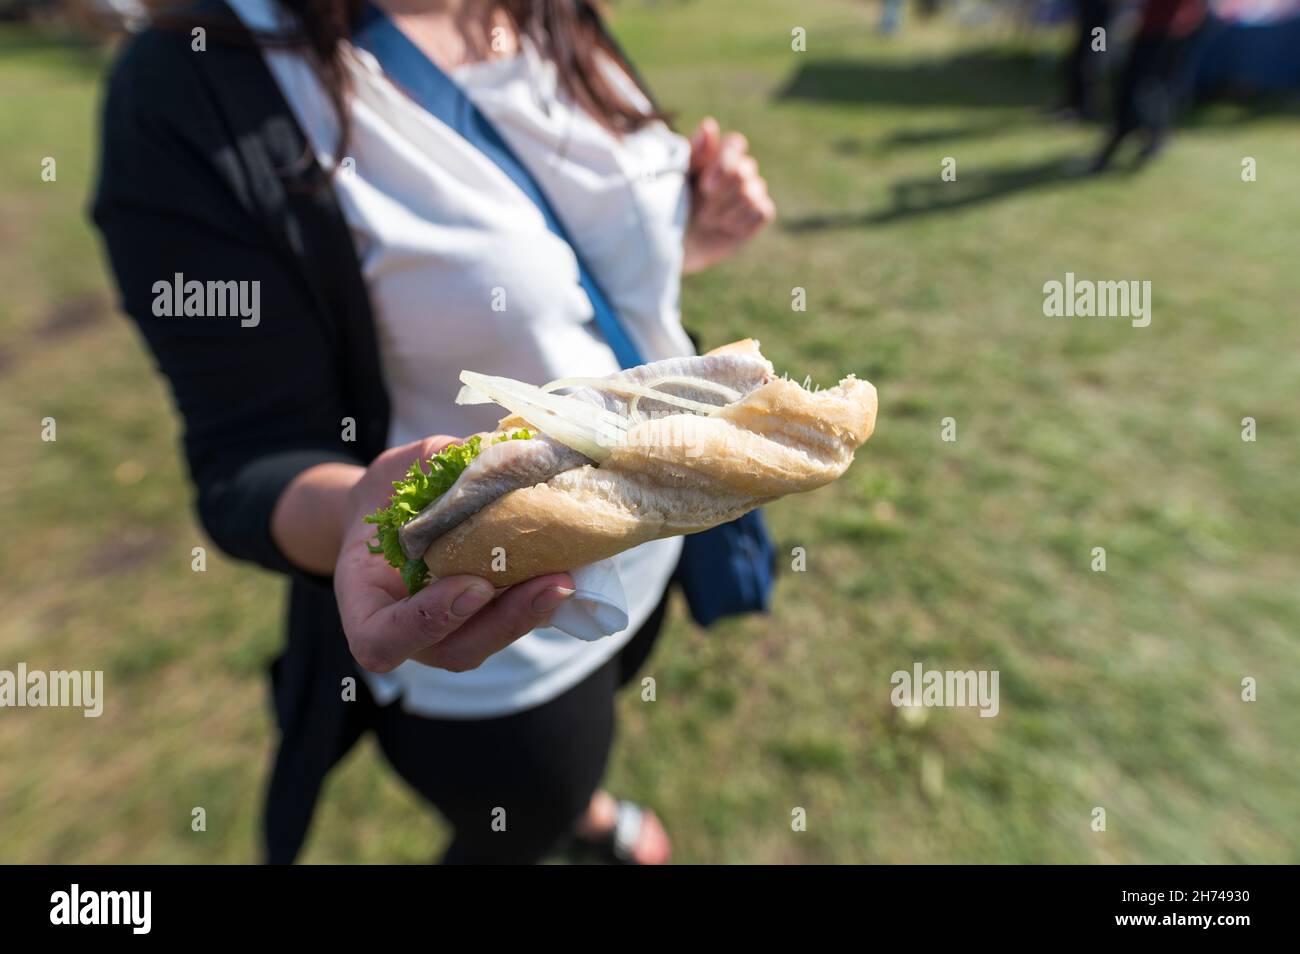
[377, 435, 459, 483]
[358, 434, 461, 514]
[688, 116, 721, 174]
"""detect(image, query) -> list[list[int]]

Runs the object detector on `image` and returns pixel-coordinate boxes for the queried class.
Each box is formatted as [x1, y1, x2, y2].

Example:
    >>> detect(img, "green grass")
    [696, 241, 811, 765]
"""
[2, 2, 1299, 863]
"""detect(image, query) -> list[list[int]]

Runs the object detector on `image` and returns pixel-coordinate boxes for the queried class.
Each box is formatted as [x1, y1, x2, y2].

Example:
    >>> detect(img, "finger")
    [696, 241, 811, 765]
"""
[351, 436, 462, 524]
[342, 434, 463, 543]
[334, 527, 412, 619]
[695, 167, 763, 230]
[346, 574, 497, 673]
[701, 132, 750, 195]
[706, 177, 774, 235]
[696, 156, 759, 218]
[719, 130, 750, 161]
[712, 203, 768, 238]
[687, 116, 721, 176]
[417, 573, 576, 672]
[375, 435, 460, 485]
[708, 155, 758, 203]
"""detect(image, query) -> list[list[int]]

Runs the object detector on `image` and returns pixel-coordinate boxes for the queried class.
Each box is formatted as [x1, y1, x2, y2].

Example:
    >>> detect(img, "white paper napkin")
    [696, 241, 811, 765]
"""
[546, 559, 628, 641]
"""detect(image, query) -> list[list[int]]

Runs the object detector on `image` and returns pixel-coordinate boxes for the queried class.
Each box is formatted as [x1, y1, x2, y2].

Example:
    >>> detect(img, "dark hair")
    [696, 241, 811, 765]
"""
[241, 0, 668, 161]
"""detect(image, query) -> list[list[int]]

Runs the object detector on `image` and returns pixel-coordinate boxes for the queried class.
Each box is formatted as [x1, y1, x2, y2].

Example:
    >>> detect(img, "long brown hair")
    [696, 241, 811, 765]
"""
[259, 0, 667, 159]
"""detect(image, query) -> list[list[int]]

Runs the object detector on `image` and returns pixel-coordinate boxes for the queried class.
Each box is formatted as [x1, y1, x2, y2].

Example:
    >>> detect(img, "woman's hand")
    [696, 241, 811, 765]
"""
[683, 117, 776, 274]
[334, 436, 575, 674]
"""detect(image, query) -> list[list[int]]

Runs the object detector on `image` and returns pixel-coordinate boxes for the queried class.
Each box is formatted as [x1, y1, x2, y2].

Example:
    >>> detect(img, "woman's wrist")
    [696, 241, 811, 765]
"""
[271, 462, 367, 576]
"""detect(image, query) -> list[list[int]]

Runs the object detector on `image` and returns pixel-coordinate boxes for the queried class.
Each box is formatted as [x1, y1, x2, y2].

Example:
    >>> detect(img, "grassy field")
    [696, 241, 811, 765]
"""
[2, 0, 1298, 863]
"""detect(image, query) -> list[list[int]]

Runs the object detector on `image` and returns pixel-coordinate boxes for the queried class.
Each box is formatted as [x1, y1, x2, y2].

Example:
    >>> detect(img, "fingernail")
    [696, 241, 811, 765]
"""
[532, 585, 575, 615]
[451, 581, 494, 618]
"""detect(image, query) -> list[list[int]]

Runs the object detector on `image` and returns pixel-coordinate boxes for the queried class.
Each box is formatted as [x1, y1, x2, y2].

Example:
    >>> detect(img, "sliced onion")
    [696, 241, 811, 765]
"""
[539, 375, 739, 416]
[456, 369, 746, 450]
[458, 371, 625, 461]
[454, 383, 495, 406]
[628, 376, 739, 424]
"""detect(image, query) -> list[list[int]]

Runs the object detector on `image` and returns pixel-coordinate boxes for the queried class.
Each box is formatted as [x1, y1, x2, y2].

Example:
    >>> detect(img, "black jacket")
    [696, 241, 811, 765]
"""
[91, 2, 389, 863]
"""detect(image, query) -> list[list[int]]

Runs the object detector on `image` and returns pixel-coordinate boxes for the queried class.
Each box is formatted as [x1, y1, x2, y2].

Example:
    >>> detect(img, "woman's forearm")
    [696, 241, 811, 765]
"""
[270, 462, 366, 576]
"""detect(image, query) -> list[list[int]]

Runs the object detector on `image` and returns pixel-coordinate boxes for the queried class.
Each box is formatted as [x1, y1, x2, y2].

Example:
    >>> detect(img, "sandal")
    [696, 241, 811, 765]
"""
[568, 798, 669, 865]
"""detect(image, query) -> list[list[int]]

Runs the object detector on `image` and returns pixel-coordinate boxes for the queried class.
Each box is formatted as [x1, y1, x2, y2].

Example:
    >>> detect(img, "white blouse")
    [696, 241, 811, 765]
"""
[229, 0, 692, 717]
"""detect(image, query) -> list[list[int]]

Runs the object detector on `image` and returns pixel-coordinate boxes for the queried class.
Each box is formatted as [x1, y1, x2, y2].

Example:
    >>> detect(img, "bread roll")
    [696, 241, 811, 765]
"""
[423, 348, 877, 585]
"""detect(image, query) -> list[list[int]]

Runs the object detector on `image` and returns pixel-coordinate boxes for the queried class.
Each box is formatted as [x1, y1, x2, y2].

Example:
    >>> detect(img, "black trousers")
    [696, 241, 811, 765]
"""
[1064, 0, 1114, 118]
[367, 588, 671, 864]
[1112, 32, 1199, 143]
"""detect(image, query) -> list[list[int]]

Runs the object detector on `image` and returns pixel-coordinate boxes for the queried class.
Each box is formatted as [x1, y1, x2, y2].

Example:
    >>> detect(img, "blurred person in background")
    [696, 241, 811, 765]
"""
[91, 0, 774, 864]
[1091, 0, 1209, 169]
[879, 0, 906, 35]
[1058, 0, 1113, 120]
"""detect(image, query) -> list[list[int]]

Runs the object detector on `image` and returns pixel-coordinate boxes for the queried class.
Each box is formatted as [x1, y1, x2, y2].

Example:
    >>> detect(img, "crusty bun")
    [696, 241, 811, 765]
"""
[423, 342, 877, 586]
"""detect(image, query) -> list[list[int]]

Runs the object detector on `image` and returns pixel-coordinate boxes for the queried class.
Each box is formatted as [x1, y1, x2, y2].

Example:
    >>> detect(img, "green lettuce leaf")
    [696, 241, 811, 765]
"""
[365, 429, 531, 595]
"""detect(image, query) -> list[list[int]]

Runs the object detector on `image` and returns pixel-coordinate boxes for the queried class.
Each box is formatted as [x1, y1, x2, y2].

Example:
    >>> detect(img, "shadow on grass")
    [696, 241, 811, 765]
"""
[875, 113, 1054, 148]
[774, 48, 1056, 111]
[831, 111, 1078, 157]
[783, 152, 1094, 232]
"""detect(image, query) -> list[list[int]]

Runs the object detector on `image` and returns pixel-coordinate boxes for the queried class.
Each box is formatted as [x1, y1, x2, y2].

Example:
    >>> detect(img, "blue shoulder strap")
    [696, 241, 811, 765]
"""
[351, 1, 645, 370]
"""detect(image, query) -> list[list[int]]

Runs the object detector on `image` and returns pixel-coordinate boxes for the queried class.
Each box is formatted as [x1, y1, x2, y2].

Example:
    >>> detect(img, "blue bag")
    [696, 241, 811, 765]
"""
[353, 3, 775, 626]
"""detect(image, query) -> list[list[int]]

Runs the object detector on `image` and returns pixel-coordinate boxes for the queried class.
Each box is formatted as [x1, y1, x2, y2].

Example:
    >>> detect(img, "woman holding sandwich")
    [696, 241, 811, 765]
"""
[93, 0, 773, 864]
